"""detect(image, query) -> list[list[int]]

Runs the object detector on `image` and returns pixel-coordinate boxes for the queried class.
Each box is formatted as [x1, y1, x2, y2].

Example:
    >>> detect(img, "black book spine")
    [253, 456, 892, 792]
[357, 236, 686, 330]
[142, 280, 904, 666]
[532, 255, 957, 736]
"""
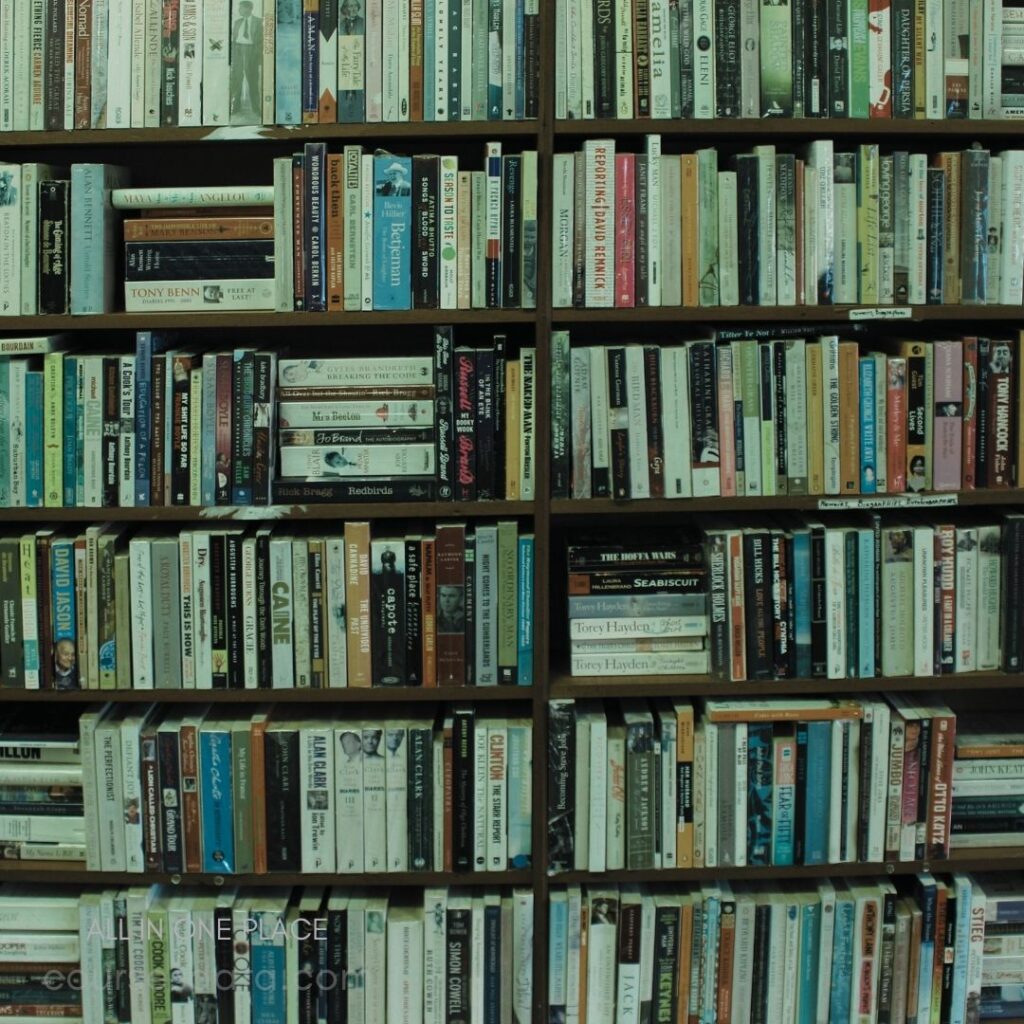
[926, 166, 946, 304]
[210, 534, 228, 689]
[735, 155, 760, 305]
[157, 728, 183, 873]
[297, 907, 318, 1024]
[501, 155, 522, 308]
[452, 707, 475, 872]
[750, 902, 771, 1024]
[770, 533, 790, 679]
[679, 0, 695, 117]
[844, 530, 858, 678]
[773, 341, 788, 493]
[170, 356, 192, 507]
[791, 0, 807, 117]
[976, 338, 991, 488]
[827, 0, 848, 116]
[891, 0, 914, 117]
[635, 157, 650, 307]
[743, 531, 773, 680]
[123, 240, 277, 280]
[594, 0, 615, 117]
[270, 478, 440, 504]
[233, 352, 256, 505]
[405, 538, 423, 686]
[493, 334, 507, 494]
[475, 348, 496, 499]
[250, 352, 273, 506]
[225, 532, 244, 688]
[38, 180, 69, 315]
[102, 357, 120, 508]
[435, 326, 455, 501]
[809, 530, 828, 677]
[292, 154, 305, 311]
[794, 723, 808, 863]
[643, 346, 664, 498]
[255, 531, 271, 687]
[308, 542, 324, 688]
[445, 906, 472, 1024]
[635, 0, 651, 116]
[112, 896, 131, 1021]
[43, 0, 65, 130]
[408, 724, 433, 870]
[938, 889, 956, 1024]
[264, 729, 301, 871]
[161, 0, 180, 126]
[857, 709, 874, 862]
[714, 0, 740, 116]
[326, 906, 347, 1024]
[214, 906, 235, 1024]
[652, 905, 680, 1024]
[413, 156, 440, 309]
[607, 347, 630, 500]
[463, 534, 475, 686]
[454, 348, 477, 501]
[550, 334, 571, 500]
[370, 539, 406, 686]
[805, 0, 828, 116]
[304, 142, 327, 312]
[547, 701, 575, 873]
[705, 533, 729, 680]
[1002, 516, 1024, 672]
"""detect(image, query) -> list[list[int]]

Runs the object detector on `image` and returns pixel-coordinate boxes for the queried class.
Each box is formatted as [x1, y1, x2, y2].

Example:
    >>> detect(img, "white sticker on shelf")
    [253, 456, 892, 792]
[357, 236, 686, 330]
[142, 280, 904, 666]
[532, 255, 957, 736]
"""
[848, 307, 913, 321]
[819, 494, 959, 510]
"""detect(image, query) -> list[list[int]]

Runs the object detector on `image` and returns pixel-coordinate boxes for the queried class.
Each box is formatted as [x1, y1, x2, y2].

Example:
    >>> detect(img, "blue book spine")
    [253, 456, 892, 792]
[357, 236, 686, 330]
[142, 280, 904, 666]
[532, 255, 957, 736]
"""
[201, 357, 217, 507]
[70, 164, 126, 315]
[828, 898, 855, 1024]
[25, 372, 43, 507]
[0, 357, 10, 507]
[424, 0, 436, 119]
[746, 722, 773, 866]
[701, 893, 721, 1024]
[548, 894, 568, 1013]
[134, 334, 152, 507]
[797, 900, 821, 1024]
[950, 875, 972, 1024]
[515, 0, 525, 118]
[249, 912, 286, 1024]
[857, 529, 874, 678]
[372, 155, 413, 309]
[792, 529, 811, 679]
[75, 360, 85, 507]
[59, 357, 76, 508]
[483, 903, 502, 1023]
[50, 539, 79, 690]
[448, 0, 461, 119]
[859, 357, 876, 493]
[487, 0, 501, 117]
[200, 728, 234, 872]
[803, 720, 831, 865]
[276, 0, 303, 123]
[507, 723, 531, 867]
[772, 738, 795, 867]
[918, 881, 937, 1023]
[517, 534, 534, 685]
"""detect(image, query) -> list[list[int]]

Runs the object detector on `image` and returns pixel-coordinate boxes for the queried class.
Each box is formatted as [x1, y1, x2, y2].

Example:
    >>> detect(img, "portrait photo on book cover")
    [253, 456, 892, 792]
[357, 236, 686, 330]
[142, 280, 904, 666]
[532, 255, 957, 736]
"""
[230, 0, 264, 124]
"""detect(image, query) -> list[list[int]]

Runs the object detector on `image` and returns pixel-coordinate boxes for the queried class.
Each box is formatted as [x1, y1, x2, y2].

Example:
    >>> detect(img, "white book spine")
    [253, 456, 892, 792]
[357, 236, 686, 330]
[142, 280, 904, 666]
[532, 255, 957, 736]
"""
[362, 728, 387, 871]
[574, 714, 591, 871]
[564, 0, 581, 118]
[968, 0, 983, 118]
[649, 0, 670, 117]
[459, 0, 472, 119]
[386, 725, 411, 867]
[646, 135, 663, 307]
[343, 146, 362, 311]
[624, 346, 650, 499]
[816, 885, 837, 1023]
[552, 154, 575, 309]
[439, 155, 459, 309]
[824, 528, 846, 679]
[555, 0, 568, 118]
[177, 0, 203, 126]
[579, 0, 594, 117]
[121, 718, 145, 871]
[361, 153, 375, 308]
[955, 528, 978, 673]
[999, 150, 1024, 305]
[486, 722, 508, 871]
[382, 0, 400, 120]
[867, 703, 889, 862]
[128, 538, 153, 689]
[809, 141, 834, 304]
[96, 722, 126, 870]
[0, 163, 21, 315]
[784, 339, 808, 487]
[661, 346, 692, 498]
[300, 724, 336, 872]
[584, 139, 616, 308]
[614, 0, 634, 118]
[432, 0, 448, 120]
[780, 896, 800, 1024]
[336, 726, 365, 872]
[733, 723, 747, 867]
[606, 727, 626, 871]
[924, 0, 944, 117]
[201, 0, 230, 125]
[587, 713, 608, 873]
[822, 336, 841, 494]
[913, 526, 934, 676]
[755, 146, 777, 305]
[191, 532, 212, 689]
[473, 719, 488, 870]
[78, 898, 104, 1023]
[325, 538, 348, 686]
[704, 721, 718, 867]
[365, 901, 388, 1024]
[179, 533, 195, 689]
[909, 153, 929, 305]
[10, 0, 28, 130]
[103, 0, 131, 127]
[803, 163, 819, 306]
[977, 524, 1002, 670]
[241, 536, 258, 688]
[129, 0, 147, 126]
[0, 1, 14, 132]
[18, 163, 43, 315]
[27, 0, 44, 131]
[273, 156, 294, 312]
[693, 0, 715, 117]
[983, 0, 1002, 117]
[718, 170, 739, 306]
[422, 889, 447, 1024]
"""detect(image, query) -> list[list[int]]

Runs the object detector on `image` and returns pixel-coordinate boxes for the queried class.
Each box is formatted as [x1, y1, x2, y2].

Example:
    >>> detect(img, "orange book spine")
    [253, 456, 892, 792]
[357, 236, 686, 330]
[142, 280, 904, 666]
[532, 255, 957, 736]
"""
[838, 340, 861, 493]
[409, 0, 424, 120]
[727, 532, 747, 682]
[716, 901, 736, 1023]
[680, 154, 700, 308]
[251, 717, 268, 873]
[676, 703, 695, 867]
[123, 217, 275, 241]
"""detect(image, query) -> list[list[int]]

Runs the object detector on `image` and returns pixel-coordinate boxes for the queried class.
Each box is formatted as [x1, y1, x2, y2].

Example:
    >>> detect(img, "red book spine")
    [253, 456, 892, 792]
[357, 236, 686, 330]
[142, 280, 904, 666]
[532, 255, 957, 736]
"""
[931, 339, 963, 492]
[961, 337, 978, 489]
[886, 356, 907, 492]
[434, 524, 466, 686]
[643, 345, 664, 498]
[615, 154, 636, 308]
[926, 712, 956, 859]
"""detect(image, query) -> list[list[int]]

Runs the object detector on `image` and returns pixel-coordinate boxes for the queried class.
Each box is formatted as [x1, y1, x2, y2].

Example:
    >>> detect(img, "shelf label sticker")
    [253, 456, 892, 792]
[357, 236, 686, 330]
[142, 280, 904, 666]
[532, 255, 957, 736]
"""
[199, 505, 298, 520]
[849, 307, 913, 321]
[819, 494, 959, 510]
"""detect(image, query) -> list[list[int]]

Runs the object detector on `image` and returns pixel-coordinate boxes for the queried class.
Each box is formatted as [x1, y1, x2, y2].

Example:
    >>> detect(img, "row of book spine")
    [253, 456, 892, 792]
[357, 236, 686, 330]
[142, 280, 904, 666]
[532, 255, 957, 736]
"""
[555, 0, 1024, 121]
[74, 702, 532, 875]
[0, 0, 540, 131]
[0, 519, 535, 692]
[551, 138, 1024, 309]
[548, 694, 954, 875]
[548, 873, 1023, 1024]
[550, 332, 1024, 502]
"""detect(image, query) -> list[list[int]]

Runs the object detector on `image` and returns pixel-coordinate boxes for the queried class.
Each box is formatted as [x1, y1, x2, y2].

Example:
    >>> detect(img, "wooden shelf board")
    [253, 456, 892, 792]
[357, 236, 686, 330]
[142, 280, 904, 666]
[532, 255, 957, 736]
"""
[0, 500, 534, 522]
[0, 122, 539, 149]
[0, 863, 533, 886]
[552, 848, 1024, 884]
[0, 309, 535, 330]
[0, 686, 533, 703]
[551, 489, 1024, 516]
[550, 670, 1024, 699]
[553, 304, 1024, 323]
[555, 117, 1024, 138]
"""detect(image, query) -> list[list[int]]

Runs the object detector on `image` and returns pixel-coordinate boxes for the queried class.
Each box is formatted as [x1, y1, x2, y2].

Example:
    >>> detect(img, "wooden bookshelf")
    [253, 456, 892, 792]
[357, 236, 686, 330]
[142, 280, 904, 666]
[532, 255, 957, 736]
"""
[552, 303, 1024, 323]
[0, 686, 535, 704]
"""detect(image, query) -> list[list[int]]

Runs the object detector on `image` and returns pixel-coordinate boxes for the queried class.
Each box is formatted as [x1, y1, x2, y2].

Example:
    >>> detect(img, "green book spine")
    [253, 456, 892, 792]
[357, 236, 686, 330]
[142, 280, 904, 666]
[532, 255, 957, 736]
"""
[232, 720, 254, 874]
[147, 902, 171, 1024]
[496, 520, 518, 684]
[847, 0, 870, 116]
[697, 148, 720, 307]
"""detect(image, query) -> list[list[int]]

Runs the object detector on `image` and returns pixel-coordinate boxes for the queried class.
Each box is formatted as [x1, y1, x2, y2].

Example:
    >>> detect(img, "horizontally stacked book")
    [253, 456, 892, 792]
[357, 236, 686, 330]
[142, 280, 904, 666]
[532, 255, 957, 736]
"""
[548, 874, 1023, 1024]
[0, 886, 535, 1024]
[0, 0, 539, 130]
[556, 0, 1024, 120]
[548, 695, 955, 873]
[0, 520, 534, 691]
[551, 331, 1023, 501]
[552, 138, 1024, 308]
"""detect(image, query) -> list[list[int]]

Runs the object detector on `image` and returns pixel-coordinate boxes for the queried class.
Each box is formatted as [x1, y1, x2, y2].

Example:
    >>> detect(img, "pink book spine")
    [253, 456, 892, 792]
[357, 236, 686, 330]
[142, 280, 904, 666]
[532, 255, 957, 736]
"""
[365, 0, 383, 122]
[867, 0, 893, 118]
[615, 154, 636, 308]
[887, 357, 907, 492]
[932, 339, 963, 492]
[961, 337, 978, 489]
[717, 345, 737, 496]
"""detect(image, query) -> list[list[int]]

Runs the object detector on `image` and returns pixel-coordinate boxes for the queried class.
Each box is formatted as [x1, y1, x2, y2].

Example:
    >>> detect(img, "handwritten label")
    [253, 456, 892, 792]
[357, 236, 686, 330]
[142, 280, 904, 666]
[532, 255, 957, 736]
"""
[819, 494, 958, 511]
[848, 307, 913, 321]
[199, 505, 299, 520]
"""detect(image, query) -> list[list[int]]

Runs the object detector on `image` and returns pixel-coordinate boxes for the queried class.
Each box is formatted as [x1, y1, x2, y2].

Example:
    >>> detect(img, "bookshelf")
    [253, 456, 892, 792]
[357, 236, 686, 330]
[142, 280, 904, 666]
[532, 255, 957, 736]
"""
[4, 0, 1024, 1019]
